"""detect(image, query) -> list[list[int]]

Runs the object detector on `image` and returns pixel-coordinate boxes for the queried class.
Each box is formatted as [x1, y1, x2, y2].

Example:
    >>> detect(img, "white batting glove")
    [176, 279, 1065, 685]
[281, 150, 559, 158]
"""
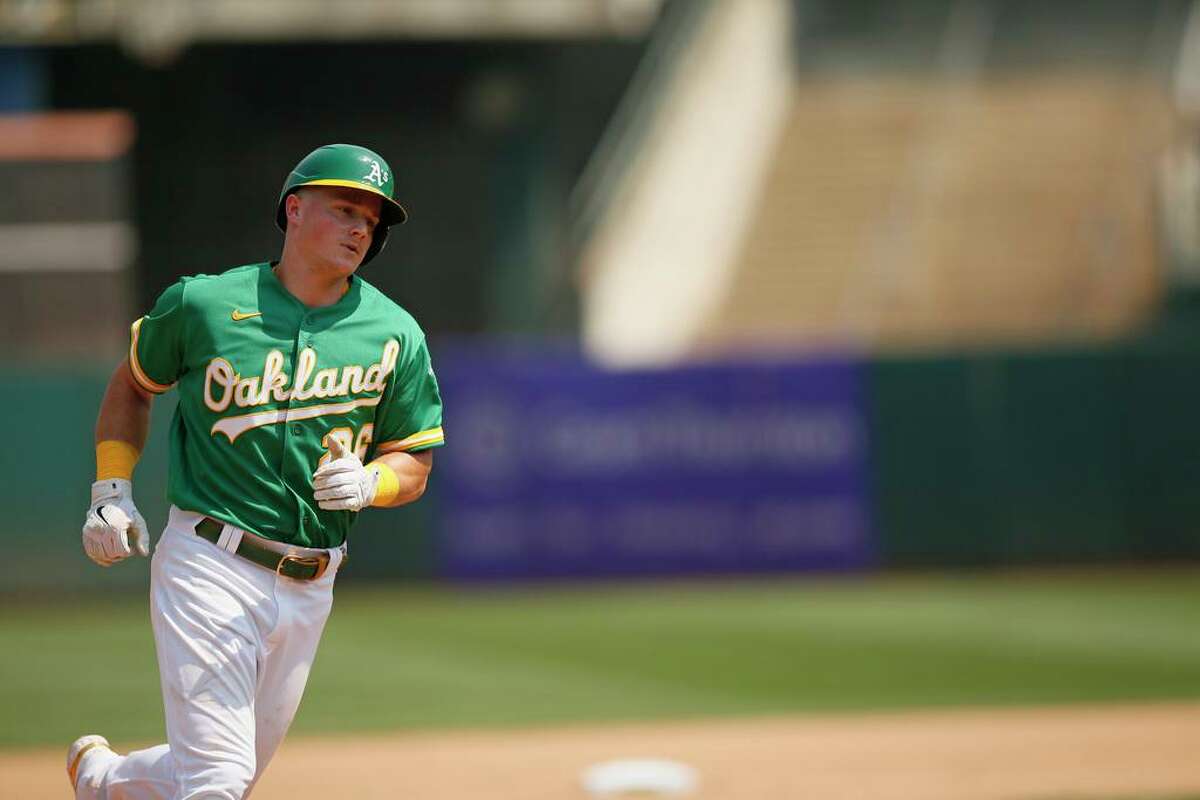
[312, 437, 378, 512]
[81, 478, 151, 567]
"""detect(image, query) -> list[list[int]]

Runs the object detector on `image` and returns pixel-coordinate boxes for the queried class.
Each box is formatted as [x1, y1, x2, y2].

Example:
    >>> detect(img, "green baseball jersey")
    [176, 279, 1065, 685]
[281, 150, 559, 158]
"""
[129, 262, 444, 548]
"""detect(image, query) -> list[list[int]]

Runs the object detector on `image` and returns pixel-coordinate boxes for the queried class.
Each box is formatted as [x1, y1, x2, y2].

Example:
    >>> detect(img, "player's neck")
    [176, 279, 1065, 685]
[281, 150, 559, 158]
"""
[273, 255, 351, 308]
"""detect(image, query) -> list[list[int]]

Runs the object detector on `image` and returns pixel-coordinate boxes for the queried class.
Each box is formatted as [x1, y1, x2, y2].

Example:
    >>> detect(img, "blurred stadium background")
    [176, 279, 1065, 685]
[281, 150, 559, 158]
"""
[3, 1, 1200, 798]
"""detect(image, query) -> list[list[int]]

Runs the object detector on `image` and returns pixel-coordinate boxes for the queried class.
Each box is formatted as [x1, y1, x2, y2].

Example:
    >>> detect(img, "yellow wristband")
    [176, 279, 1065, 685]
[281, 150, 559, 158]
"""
[96, 440, 140, 480]
[367, 460, 401, 507]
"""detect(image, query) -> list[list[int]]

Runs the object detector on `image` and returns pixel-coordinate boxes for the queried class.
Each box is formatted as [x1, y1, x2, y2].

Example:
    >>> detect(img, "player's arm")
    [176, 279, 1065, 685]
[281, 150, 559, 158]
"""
[96, 357, 154, 450]
[81, 358, 155, 567]
[367, 448, 433, 508]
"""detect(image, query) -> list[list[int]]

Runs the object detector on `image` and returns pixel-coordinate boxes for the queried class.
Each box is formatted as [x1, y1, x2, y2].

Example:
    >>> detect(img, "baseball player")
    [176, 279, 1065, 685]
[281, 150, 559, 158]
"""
[67, 143, 444, 799]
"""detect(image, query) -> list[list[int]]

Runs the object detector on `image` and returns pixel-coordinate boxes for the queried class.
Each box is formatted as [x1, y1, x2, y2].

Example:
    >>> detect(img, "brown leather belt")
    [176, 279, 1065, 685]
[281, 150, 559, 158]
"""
[194, 517, 333, 581]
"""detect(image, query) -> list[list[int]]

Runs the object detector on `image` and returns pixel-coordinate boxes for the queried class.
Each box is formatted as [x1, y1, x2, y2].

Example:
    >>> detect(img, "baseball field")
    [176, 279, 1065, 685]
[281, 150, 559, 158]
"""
[5, 568, 1200, 798]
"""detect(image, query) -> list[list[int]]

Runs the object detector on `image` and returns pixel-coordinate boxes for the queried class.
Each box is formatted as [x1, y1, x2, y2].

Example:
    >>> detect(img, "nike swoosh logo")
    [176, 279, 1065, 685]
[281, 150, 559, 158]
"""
[231, 309, 263, 321]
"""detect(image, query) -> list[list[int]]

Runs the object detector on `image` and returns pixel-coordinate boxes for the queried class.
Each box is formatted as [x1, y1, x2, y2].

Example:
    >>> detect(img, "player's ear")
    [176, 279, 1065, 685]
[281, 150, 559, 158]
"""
[285, 191, 305, 227]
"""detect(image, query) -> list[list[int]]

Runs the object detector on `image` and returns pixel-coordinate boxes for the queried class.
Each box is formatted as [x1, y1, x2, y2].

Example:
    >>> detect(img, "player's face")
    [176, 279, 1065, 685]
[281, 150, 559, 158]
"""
[289, 187, 383, 275]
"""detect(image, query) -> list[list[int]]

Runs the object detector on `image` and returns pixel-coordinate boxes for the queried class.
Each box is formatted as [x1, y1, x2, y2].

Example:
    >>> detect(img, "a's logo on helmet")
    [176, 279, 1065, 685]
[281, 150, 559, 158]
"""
[362, 159, 389, 187]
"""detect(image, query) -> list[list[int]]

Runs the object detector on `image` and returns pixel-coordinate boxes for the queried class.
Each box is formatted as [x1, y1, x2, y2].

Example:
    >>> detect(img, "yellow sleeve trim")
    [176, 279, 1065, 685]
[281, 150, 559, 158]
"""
[128, 318, 174, 394]
[367, 461, 401, 507]
[97, 439, 140, 480]
[376, 426, 444, 453]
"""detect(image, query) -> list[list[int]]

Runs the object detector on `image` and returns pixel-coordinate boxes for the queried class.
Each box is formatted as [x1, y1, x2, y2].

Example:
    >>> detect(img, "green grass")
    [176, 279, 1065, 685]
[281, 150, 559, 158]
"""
[3, 569, 1200, 748]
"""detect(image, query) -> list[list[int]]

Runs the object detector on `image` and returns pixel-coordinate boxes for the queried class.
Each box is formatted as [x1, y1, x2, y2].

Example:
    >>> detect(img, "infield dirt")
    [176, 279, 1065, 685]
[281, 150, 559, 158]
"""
[7, 702, 1200, 799]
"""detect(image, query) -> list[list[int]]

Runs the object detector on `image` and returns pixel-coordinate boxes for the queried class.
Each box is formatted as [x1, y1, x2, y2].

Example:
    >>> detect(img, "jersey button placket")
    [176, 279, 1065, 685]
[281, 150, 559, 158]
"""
[296, 321, 313, 433]
[284, 317, 305, 440]
[299, 312, 315, 351]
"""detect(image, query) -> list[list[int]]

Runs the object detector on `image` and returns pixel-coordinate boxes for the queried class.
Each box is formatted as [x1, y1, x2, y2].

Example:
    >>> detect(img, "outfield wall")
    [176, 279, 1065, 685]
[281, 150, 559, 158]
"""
[871, 342, 1200, 566]
[4, 338, 1198, 593]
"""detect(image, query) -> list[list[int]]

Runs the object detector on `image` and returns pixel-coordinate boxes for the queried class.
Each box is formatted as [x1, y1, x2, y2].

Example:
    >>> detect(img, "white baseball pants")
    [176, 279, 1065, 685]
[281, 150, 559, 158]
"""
[75, 506, 344, 800]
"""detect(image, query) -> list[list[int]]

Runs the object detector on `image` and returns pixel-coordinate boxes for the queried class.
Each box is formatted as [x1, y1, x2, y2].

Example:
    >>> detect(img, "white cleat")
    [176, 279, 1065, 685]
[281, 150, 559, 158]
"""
[66, 734, 113, 791]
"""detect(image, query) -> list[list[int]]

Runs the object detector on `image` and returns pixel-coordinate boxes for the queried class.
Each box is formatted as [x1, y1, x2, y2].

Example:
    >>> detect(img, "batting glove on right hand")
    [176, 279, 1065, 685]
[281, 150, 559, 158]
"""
[81, 478, 150, 567]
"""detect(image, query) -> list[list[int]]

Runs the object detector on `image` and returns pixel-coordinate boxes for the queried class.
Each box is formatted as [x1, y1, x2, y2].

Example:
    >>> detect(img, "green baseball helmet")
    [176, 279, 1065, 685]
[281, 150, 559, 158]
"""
[276, 143, 408, 266]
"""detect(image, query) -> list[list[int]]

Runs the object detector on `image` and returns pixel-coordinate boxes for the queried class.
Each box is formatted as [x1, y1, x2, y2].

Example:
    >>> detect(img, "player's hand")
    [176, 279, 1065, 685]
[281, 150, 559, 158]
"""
[312, 437, 378, 512]
[81, 478, 151, 567]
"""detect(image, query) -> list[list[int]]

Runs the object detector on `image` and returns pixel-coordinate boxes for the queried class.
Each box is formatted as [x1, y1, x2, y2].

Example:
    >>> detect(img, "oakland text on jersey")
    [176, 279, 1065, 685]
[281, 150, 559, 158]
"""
[203, 340, 401, 441]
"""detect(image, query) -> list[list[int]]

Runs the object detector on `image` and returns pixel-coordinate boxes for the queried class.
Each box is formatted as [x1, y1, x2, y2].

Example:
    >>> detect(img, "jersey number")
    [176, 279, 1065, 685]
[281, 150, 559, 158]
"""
[318, 424, 373, 467]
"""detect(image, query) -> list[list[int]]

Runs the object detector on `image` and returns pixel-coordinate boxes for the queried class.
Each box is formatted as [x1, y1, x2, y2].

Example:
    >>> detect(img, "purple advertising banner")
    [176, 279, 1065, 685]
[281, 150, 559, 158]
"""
[433, 344, 873, 579]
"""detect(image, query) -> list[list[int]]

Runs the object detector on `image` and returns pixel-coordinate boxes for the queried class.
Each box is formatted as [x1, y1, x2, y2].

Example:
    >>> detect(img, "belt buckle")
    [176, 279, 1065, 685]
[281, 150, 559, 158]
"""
[276, 553, 326, 580]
